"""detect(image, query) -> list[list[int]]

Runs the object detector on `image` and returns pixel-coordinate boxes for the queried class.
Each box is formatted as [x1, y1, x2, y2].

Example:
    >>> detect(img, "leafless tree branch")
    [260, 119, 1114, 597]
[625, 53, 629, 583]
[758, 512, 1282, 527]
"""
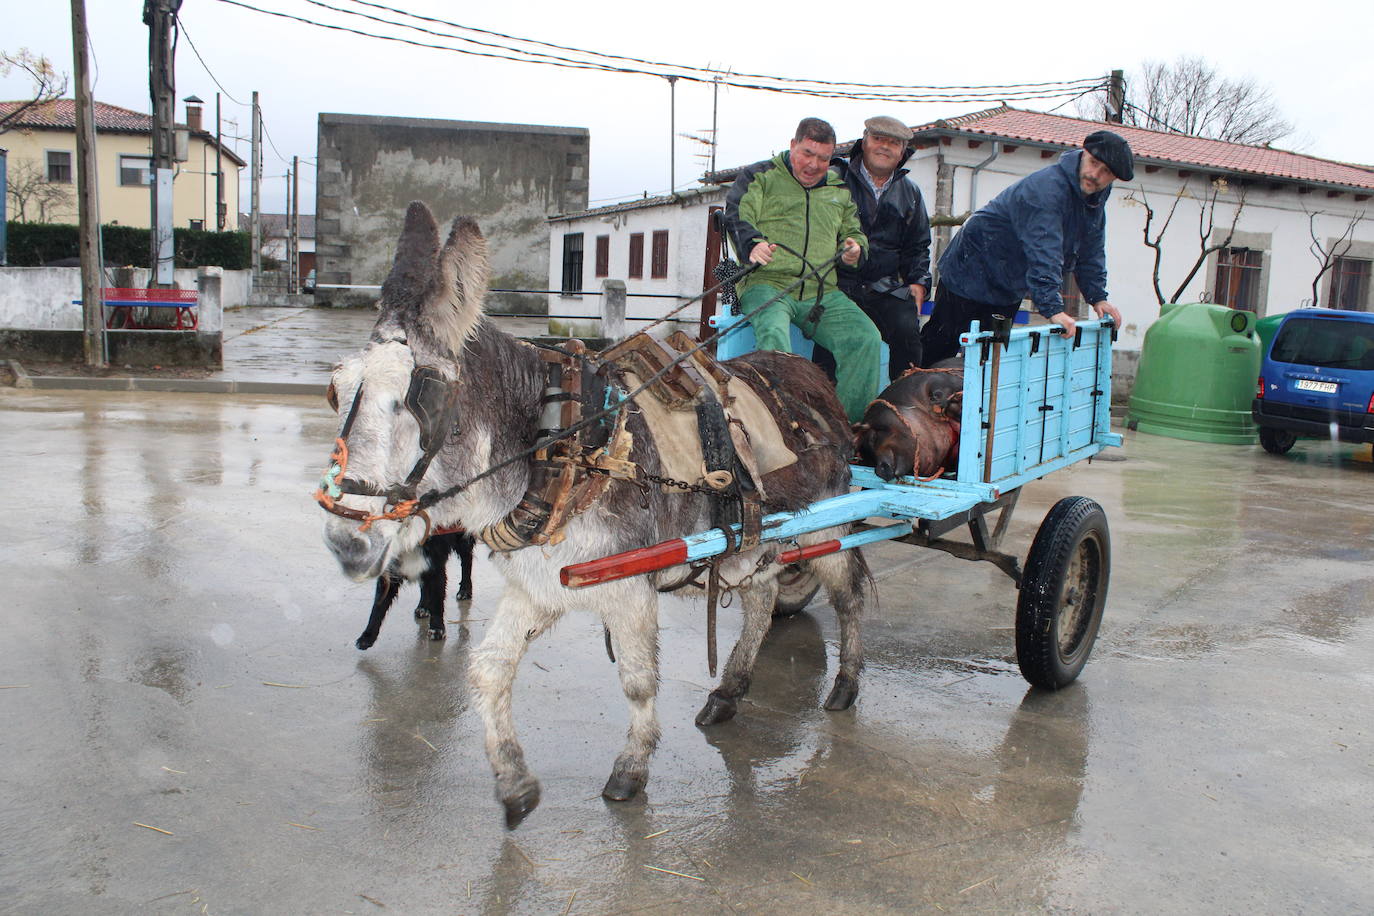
[1074, 55, 1291, 146]
[1307, 207, 1367, 306]
[0, 48, 68, 135]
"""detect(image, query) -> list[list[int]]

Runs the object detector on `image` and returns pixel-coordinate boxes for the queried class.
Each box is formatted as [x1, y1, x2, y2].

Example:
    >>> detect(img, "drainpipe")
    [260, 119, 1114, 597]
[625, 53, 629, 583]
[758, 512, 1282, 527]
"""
[967, 141, 1002, 214]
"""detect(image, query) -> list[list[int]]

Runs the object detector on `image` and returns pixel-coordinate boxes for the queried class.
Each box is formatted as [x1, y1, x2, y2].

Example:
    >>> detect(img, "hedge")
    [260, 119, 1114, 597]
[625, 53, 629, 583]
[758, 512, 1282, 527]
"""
[3, 222, 251, 269]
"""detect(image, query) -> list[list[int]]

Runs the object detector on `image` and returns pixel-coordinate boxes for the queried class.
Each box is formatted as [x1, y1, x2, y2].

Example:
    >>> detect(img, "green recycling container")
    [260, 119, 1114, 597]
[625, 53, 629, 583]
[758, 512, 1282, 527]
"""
[1254, 312, 1285, 358]
[1126, 302, 1261, 444]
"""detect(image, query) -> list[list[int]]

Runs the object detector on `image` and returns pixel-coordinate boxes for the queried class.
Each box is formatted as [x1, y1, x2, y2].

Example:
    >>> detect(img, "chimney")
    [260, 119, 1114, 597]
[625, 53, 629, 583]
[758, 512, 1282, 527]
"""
[183, 94, 204, 132]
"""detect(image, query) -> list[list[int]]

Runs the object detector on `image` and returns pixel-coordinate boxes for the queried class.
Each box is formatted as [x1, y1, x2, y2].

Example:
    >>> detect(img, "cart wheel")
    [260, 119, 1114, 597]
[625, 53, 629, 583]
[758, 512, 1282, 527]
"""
[773, 563, 820, 617]
[1016, 496, 1109, 689]
[1258, 427, 1296, 455]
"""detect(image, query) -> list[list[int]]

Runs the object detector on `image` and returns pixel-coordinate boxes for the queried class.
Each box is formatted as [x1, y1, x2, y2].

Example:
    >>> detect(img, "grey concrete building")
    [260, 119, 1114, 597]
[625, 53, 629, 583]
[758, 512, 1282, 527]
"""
[315, 113, 589, 310]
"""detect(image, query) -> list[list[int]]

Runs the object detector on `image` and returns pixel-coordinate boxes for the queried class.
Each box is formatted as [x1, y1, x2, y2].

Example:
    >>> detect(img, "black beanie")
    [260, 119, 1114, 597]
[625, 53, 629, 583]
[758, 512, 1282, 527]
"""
[1083, 130, 1134, 181]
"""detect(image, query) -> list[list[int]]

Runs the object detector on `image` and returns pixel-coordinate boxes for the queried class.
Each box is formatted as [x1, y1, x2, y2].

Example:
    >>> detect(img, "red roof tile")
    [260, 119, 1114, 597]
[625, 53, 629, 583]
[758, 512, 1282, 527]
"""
[912, 105, 1374, 193]
[0, 98, 153, 133]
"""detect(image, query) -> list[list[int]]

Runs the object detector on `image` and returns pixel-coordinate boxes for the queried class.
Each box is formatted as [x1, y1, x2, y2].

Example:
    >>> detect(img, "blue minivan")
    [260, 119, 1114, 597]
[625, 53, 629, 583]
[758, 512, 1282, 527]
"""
[1252, 308, 1374, 454]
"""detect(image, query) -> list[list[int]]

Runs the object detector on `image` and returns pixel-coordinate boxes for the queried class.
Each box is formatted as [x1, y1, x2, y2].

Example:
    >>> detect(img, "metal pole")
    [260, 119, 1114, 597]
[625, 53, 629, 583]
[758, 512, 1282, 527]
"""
[0, 150, 8, 266]
[250, 91, 261, 281]
[215, 92, 224, 230]
[667, 75, 678, 193]
[291, 154, 299, 291]
[710, 76, 719, 175]
[72, 0, 106, 366]
[145, 0, 180, 286]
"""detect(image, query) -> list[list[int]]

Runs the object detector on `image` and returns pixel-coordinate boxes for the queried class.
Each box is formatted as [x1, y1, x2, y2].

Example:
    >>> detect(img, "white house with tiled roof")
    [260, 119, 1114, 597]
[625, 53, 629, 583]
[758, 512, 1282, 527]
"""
[549, 105, 1374, 360]
[0, 97, 243, 230]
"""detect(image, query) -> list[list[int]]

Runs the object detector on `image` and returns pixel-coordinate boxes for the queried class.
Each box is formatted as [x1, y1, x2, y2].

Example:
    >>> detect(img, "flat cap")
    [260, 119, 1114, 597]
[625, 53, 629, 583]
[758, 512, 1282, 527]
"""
[1083, 130, 1134, 181]
[864, 115, 913, 142]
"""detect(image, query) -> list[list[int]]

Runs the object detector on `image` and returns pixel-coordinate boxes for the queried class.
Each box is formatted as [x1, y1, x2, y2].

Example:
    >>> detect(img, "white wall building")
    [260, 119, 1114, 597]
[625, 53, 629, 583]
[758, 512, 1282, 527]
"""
[548, 106, 1374, 364]
[546, 186, 724, 338]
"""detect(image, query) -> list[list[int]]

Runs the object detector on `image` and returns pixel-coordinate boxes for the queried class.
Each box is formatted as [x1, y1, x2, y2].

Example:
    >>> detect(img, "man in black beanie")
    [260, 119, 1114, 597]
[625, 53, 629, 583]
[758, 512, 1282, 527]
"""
[922, 130, 1131, 364]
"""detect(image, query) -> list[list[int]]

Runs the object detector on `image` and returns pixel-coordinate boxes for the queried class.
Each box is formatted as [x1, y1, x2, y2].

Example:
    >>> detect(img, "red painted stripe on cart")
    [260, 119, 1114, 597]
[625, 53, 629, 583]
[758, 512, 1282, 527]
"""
[561, 539, 689, 588]
[775, 539, 841, 565]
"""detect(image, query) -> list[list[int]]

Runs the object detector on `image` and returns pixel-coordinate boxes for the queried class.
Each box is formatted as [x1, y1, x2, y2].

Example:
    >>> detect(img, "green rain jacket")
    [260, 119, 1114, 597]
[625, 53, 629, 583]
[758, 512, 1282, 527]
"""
[723, 151, 868, 301]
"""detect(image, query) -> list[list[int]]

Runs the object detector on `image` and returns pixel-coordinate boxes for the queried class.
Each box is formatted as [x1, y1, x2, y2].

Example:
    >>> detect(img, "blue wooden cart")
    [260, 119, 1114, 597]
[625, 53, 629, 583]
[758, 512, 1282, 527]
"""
[562, 316, 1122, 688]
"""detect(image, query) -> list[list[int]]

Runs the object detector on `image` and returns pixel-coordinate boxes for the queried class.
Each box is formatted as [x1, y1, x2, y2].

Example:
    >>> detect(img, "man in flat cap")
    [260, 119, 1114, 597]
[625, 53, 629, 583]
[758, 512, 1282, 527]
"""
[814, 115, 933, 381]
[922, 130, 1131, 363]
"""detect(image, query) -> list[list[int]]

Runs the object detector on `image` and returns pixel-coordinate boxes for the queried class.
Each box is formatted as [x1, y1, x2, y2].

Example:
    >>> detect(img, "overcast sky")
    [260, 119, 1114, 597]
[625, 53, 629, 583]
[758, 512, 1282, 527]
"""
[5, 0, 1372, 218]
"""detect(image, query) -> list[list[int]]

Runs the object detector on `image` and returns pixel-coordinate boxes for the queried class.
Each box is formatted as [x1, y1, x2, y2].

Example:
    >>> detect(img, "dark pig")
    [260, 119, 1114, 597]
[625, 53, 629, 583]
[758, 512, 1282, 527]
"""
[853, 359, 964, 480]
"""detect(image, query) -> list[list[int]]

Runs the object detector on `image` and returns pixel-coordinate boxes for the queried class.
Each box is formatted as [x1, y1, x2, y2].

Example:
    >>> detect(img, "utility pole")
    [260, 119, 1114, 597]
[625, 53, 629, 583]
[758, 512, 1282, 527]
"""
[290, 155, 299, 292]
[215, 92, 224, 230]
[145, 0, 181, 286]
[72, 0, 106, 366]
[710, 75, 720, 175]
[667, 75, 678, 194]
[1107, 69, 1125, 124]
[250, 91, 261, 281]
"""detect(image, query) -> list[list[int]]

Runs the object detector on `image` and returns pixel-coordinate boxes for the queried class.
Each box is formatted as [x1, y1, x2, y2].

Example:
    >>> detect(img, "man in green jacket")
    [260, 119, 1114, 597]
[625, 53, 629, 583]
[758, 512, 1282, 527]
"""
[723, 117, 881, 421]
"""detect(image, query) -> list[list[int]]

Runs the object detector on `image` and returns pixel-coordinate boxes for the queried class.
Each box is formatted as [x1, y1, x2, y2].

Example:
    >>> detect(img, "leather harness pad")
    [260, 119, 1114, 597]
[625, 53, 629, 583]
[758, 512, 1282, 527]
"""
[605, 332, 797, 495]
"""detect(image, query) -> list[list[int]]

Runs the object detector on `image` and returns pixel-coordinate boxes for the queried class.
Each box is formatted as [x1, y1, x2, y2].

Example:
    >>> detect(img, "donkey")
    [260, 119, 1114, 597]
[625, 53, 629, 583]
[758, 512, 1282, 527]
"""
[319, 203, 867, 827]
[354, 530, 476, 650]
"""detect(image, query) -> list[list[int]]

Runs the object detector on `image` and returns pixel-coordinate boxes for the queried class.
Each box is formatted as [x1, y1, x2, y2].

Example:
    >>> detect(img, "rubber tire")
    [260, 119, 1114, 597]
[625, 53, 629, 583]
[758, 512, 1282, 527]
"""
[1258, 427, 1297, 455]
[773, 563, 821, 617]
[1016, 496, 1110, 690]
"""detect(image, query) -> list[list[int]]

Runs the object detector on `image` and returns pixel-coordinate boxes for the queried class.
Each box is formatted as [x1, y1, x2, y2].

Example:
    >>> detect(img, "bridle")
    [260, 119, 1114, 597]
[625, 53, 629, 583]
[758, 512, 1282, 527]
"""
[314, 357, 462, 533]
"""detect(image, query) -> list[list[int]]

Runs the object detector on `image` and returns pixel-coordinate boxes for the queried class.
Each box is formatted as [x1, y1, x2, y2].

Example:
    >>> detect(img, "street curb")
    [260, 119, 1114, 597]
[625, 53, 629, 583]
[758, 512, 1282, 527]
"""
[3, 360, 323, 396]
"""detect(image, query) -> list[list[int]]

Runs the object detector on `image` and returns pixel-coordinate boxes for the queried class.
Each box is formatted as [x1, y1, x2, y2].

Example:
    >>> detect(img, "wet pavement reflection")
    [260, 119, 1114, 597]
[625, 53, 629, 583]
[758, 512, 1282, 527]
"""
[1, 386, 1371, 913]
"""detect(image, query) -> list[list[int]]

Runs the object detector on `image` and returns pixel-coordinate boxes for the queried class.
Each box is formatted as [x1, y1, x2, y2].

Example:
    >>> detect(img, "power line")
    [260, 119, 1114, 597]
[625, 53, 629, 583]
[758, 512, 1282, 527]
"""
[331, 0, 1100, 95]
[175, 14, 248, 106]
[212, 0, 1106, 103]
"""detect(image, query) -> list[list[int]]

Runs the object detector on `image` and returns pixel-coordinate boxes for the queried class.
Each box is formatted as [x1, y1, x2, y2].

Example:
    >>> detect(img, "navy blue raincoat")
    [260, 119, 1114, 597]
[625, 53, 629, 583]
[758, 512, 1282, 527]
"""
[937, 150, 1109, 318]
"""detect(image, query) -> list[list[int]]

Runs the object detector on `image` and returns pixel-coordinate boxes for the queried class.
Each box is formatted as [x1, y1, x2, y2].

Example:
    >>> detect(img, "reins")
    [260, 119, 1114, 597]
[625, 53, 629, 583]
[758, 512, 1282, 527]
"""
[316, 242, 849, 531]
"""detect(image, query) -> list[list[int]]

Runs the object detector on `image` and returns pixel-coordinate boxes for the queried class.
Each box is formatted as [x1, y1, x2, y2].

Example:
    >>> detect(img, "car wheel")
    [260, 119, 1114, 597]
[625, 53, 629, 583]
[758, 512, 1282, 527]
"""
[1259, 427, 1297, 455]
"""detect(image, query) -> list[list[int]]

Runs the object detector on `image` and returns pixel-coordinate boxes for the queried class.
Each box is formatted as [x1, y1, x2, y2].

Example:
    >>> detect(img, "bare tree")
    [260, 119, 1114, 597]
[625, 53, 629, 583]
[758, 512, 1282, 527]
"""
[1306, 208, 1367, 307]
[0, 48, 68, 134]
[4, 157, 75, 223]
[1126, 177, 1246, 306]
[1077, 56, 1291, 146]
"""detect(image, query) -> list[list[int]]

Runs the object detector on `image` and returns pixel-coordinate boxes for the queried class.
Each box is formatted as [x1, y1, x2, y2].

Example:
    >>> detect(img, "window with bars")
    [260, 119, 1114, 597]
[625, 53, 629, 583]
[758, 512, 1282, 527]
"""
[651, 230, 669, 279]
[46, 150, 72, 183]
[561, 232, 584, 295]
[594, 234, 610, 278]
[1328, 256, 1371, 311]
[628, 233, 644, 279]
[1212, 247, 1264, 312]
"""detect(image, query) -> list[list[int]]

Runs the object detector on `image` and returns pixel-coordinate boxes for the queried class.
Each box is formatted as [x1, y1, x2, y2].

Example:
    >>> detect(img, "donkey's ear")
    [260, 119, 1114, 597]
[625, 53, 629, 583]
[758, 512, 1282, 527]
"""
[381, 202, 441, 309]
[428, 216, 490, 354]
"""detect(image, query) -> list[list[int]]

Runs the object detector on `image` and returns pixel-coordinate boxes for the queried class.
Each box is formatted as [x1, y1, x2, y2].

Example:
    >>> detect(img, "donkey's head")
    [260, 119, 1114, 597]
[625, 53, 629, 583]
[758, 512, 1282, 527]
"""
[320, 202, 490, 581]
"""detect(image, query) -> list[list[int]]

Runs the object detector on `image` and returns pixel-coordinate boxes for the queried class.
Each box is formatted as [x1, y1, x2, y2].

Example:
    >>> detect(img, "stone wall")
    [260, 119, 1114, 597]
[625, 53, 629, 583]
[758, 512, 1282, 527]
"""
[315, 113, 589, 311]
[0, 266, 245, 332]
[0, 266, 230, 367]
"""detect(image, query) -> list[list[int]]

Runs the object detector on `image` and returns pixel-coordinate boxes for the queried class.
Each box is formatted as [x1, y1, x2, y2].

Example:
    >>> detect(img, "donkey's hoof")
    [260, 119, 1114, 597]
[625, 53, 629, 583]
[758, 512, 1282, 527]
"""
[428, 624, 447, 641]
[501, 778, 541, 829]
[602, 768, 647, 802]
[457, 583, 473, 601]
[695, 691, 738, 726]
[355, 633, 376, 651]
[823, 673, 859, 711]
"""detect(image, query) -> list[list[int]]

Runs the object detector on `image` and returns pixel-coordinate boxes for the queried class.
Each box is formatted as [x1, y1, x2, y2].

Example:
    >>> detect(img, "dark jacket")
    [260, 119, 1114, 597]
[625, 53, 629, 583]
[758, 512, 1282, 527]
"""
[832, 141, 932, 299]
[937, 150, 1109, 317]
[723, 151, 867, 301]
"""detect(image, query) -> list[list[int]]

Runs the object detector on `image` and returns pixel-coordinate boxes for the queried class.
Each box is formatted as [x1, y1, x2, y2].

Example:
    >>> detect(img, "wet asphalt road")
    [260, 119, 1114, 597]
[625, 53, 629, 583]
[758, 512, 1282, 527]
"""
[1, 384, 1371, 915]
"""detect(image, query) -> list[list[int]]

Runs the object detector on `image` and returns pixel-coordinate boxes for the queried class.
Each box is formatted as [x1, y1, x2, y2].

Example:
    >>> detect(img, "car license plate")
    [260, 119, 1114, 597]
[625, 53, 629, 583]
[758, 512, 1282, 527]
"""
[1295, 379, 1337, 394]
